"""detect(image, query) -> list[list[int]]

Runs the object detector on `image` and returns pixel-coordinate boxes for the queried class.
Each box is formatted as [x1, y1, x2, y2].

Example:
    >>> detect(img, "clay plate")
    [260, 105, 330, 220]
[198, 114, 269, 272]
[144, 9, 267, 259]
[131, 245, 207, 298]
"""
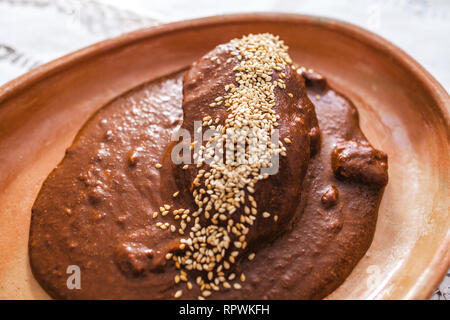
[0, 13, 448, 300]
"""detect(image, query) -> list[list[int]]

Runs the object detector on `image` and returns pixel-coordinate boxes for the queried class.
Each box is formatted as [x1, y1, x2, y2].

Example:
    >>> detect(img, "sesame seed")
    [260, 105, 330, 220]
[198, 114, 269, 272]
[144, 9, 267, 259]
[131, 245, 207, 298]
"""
[155, 163, 162, 168]
[248, 253, 256, 261]
[173, 191, 179, 198]
[174, 290, 182, 298]
[164, 33, 294, 299]
[284, 137, 292, 144]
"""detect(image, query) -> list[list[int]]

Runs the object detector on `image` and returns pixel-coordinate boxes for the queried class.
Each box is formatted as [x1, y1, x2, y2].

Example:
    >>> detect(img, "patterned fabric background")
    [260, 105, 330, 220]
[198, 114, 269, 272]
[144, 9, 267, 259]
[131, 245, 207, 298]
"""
[0, 0, 448, 300]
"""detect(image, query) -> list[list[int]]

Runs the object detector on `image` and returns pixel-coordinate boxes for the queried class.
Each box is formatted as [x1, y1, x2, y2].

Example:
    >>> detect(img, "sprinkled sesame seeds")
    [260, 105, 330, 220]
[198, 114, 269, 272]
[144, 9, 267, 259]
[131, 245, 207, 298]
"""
[158, 33, 293, 299]
[155, 163, 162, 169]
[248, 253, 256, 260]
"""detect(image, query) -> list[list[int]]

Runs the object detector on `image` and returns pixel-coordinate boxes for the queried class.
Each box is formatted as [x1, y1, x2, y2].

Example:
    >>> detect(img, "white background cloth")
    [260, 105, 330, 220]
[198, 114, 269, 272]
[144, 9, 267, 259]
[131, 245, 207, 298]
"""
[1, 0, 449, 91]
[0, 0, 448, 299]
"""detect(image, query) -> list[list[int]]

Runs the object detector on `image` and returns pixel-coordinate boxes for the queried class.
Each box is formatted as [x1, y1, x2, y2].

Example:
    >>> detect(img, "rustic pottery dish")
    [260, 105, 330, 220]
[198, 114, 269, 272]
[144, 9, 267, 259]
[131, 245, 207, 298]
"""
[0, 13, 448, 299]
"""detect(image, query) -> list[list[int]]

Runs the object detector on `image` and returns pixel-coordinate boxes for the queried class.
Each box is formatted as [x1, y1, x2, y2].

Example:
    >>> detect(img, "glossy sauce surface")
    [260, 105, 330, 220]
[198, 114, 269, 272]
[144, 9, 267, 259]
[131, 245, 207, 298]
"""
[29, 66, 387, 299]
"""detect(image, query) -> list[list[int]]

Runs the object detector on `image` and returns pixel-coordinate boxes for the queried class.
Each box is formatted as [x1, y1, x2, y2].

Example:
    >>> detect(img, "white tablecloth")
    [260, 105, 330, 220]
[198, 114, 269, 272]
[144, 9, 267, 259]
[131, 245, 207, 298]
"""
[0, 0, 448, 299]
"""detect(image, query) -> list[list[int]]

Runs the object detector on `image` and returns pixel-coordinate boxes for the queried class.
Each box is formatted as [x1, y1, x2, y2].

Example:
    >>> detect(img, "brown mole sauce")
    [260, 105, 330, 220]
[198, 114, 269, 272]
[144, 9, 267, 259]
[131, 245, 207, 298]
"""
[29, 67, 387, 299]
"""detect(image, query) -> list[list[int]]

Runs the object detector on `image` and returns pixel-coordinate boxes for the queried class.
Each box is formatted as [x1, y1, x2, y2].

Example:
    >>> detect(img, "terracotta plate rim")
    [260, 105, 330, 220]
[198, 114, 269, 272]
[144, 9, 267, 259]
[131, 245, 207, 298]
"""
[0, 12, 448, 300]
